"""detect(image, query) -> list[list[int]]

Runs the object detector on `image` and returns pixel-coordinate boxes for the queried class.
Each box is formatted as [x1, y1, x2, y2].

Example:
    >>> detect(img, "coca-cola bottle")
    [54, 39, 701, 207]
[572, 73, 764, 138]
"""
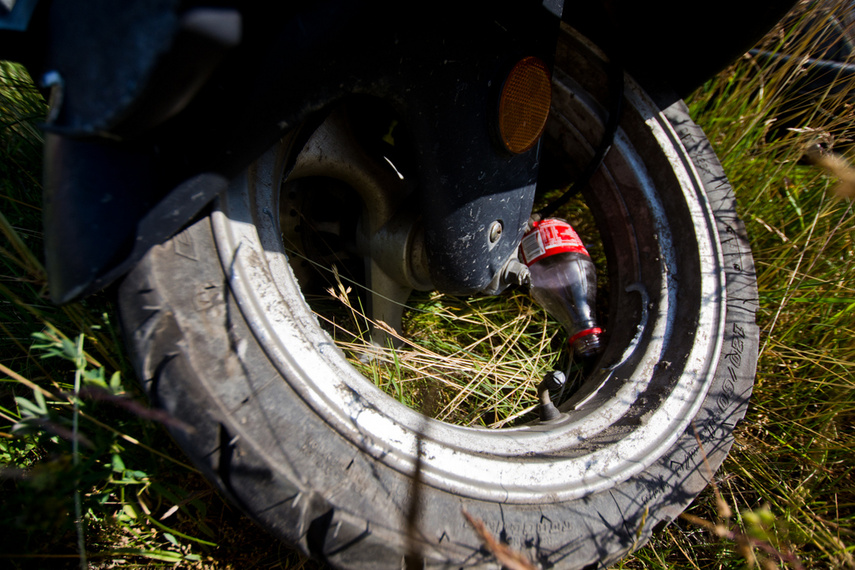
[519, 218, 603, 364]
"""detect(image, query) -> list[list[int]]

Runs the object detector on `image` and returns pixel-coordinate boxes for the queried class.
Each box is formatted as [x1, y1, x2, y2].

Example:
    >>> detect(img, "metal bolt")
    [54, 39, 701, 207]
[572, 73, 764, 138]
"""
[502, 259, 530, 288]
[488, 220, 503, 244]
[479, 255, 526, 296]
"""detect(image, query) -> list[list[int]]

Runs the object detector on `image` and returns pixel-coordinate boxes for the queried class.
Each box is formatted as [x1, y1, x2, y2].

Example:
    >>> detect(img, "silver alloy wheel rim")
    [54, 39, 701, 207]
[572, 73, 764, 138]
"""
[209, 28, 726, 504]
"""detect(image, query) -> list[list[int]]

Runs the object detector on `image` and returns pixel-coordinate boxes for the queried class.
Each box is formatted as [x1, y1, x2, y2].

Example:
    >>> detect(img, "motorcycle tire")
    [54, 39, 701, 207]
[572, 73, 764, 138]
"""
[118, 24, 758, 570]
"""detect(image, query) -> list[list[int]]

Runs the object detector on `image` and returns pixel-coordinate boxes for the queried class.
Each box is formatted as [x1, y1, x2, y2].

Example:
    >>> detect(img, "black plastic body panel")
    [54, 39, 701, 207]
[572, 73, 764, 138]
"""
[0, 0, 796, 301]
[39, 0, 555, 300]
[562, 0, 796, 106]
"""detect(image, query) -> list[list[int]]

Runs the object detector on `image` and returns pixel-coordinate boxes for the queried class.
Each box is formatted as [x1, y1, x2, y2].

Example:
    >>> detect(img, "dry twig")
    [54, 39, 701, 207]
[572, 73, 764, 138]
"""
[462, 510, 537, 570]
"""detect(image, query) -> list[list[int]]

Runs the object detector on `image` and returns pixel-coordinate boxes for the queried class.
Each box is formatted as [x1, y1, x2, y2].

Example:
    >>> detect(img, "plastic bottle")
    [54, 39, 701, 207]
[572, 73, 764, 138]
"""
[519, 218, 603, 362]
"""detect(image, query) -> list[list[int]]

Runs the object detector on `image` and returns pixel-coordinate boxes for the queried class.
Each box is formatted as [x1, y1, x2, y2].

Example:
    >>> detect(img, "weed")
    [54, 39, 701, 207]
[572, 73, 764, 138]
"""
[0, 61, 315, 569]
[641, 0, 855, 567]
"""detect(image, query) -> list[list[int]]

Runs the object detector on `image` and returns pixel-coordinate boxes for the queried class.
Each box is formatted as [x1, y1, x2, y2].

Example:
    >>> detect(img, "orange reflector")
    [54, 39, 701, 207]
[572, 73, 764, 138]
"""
[498, 56, 552, 154]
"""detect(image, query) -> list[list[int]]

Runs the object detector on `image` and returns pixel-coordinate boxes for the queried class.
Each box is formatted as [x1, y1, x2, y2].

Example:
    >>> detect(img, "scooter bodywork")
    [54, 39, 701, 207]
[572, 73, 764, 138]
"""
[0, 0, 793, 302]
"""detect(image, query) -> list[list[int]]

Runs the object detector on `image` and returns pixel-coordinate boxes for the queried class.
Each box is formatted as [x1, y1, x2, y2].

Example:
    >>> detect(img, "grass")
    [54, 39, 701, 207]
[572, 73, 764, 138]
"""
[623, 2, 855, 567]
[301, 193, 601, 428]
[1, 1, 854, 568]
[0, 63, 312, 569]
[307, 280, 566, 427]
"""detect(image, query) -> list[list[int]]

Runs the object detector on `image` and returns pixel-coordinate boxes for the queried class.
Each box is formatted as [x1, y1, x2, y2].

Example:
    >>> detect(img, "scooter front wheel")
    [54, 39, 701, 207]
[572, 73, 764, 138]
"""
[118, 24, 758, 569]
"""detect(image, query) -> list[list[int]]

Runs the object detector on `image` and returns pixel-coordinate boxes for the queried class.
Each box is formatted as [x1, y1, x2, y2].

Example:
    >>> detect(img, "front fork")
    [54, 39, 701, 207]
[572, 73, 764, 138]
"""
[278, 5, 564, 345]
[283, 108, 532, 348]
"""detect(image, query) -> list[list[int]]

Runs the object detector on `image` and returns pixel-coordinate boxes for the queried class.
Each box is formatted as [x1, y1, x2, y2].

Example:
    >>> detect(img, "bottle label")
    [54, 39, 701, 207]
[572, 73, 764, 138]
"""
[520, 218, 589, 266]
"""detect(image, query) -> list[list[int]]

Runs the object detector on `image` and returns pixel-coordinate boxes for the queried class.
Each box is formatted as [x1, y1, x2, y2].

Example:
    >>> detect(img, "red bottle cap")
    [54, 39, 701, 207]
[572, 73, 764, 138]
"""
[568, 327, 603, 346]
[519, 218, 589, 266]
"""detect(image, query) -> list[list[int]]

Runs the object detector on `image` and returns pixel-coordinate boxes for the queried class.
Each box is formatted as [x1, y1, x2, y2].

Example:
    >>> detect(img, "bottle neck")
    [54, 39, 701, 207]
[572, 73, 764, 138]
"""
[570, 329, 602, 359]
